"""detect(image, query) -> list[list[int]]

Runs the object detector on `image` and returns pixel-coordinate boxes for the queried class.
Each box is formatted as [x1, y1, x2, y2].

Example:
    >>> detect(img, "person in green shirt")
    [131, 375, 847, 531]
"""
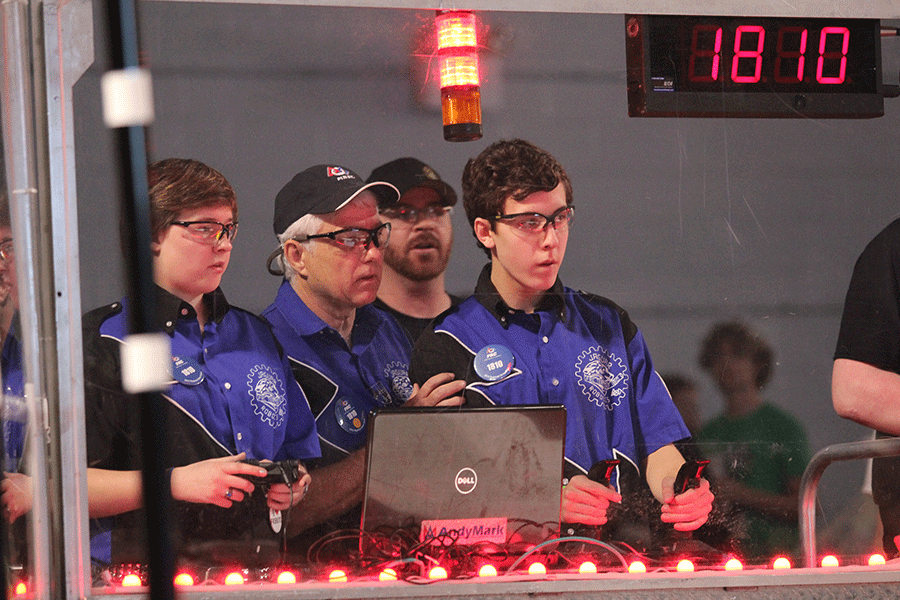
[698, 321, 810, 563]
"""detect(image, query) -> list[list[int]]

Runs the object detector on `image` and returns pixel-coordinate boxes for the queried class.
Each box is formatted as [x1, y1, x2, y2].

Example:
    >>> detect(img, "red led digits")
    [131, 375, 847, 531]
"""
[817, 27, 849, 83]
[687, 22, 852, 86]
[732, 25, 765, 83]
[774, 27, 807, 83]
[688, 24, 722, 82]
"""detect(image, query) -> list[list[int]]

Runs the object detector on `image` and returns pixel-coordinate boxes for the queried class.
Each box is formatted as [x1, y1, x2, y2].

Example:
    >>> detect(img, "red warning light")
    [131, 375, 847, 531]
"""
[772, 556, 792, 570]
[869, 553, 887, 566]
[224, 571, 245, 585]
[676, 559, 694, 572]
[820, 554, 839, 568]
[628, 561, 647, 573]
[428, 566, 448, 580]
[14, 582, 27, 595]
[276, 571, 297, 584]
[527, 562, 547, 575]
[435, 10, 482, 142]
[173, 572, 195, 586]
[578, 561, 598, 574]
[724, 558, 743, 571]
[328, 569, 348, 583]
[120, 574, 142, 587]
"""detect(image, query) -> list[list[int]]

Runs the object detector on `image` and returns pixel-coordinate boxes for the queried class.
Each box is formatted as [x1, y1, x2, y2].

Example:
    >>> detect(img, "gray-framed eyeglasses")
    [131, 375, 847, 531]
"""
[489, 205, 574, 234]
[171, 220, 239, 244]
[297, 221, 391, 250]
[380, 204, 452, 224]
[0, 238, 13, 263]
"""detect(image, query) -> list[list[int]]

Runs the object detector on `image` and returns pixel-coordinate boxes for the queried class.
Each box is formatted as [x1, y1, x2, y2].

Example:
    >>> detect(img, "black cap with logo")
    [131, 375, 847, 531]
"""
[366, 158, 457, 208]
[273, 164, 399, 236]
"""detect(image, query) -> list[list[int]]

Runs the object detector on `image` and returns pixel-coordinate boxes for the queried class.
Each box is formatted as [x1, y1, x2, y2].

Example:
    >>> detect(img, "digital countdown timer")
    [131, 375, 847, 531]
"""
[625, 15, 884, 118]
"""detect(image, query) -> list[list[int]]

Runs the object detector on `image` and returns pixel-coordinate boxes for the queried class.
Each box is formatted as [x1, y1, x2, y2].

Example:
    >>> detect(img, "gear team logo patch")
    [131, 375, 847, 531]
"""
[384, 361, 414, 403]
[575, 346, 629, 411]
[248, 364, 287, 427]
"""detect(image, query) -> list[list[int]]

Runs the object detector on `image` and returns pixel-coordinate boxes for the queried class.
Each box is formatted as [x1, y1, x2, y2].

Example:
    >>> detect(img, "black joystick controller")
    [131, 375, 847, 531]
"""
[667, 459, 710, 544]
[673, 459, 709, 495]
[564, 459, 620, 540]
[588, 459, 620, 488]
[240, 459, 303, 487]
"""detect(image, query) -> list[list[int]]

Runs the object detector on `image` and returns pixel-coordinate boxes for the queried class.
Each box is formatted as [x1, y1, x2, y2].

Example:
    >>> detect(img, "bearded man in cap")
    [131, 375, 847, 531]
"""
[263, 165, 464, 551]
[366, 158, 463, 343]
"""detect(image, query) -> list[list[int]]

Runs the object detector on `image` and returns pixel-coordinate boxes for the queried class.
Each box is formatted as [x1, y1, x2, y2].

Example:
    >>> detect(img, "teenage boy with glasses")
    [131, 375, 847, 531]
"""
[410, 140, 714, 537]
[262, 165, 464, 553]
[365, 158, 464, 343]
[83, 158, 319, 566]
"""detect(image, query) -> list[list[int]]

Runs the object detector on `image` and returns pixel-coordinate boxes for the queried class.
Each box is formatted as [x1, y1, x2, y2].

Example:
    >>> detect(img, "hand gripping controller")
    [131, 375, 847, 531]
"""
[241, 459, 303, 487]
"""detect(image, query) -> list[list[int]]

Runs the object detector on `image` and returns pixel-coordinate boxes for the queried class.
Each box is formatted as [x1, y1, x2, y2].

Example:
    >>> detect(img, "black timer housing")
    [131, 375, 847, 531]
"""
[625, 14, 884, 118]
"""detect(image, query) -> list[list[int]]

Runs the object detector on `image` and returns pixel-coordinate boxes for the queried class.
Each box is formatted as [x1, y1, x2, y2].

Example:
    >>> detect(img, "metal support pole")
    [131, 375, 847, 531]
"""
[1, 0, 57, 596]
[100, 0, 174, 597]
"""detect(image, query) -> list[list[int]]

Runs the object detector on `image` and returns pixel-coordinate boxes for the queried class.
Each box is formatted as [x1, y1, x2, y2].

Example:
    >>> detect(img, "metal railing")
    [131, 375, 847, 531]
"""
[800, 436, 900, 567]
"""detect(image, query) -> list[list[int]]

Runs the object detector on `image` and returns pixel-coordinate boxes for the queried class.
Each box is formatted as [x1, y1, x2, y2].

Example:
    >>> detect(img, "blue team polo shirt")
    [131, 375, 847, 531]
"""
[262, 280, 414, 461]
[410, 265, 689, 489]
[2, 313, 24, 472]
[97, 291, 320, 462]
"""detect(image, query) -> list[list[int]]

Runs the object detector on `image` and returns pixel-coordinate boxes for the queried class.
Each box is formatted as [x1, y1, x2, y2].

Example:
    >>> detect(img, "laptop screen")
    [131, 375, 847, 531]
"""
[360, 405, 565, 554]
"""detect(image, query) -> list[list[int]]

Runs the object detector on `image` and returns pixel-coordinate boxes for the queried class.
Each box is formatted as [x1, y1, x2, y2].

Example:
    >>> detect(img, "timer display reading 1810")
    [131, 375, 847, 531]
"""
[625, 15, 884, 118]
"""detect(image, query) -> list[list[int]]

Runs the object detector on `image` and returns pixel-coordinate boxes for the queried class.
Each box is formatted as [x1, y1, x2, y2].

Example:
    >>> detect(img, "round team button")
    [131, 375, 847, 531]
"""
[473, 344, 515, 382]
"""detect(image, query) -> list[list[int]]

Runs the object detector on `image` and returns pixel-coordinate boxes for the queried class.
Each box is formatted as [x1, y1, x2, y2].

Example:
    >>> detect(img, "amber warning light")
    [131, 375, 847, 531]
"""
[436, 10, 483, 142]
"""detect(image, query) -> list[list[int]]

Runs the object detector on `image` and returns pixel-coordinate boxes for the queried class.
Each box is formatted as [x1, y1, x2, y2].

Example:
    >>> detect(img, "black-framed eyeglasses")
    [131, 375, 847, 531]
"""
[297, 222, 391, 250]
[380, 204, 452, 224]
[489, 205, 574, 234]
[0, 238, 13, 263]
[172, 220, 239, 244]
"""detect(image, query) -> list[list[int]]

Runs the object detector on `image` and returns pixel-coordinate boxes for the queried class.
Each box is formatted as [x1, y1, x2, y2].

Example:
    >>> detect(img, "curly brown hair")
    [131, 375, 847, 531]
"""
[698, 321, 774, 389]
[461, 139, 573, 258]
[147, 158, 238, 239]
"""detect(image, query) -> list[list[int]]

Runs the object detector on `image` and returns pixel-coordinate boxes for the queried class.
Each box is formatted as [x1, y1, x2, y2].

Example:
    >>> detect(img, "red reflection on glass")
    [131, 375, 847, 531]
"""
[817, 26, 849, 83]
[732, 25, 765, 83]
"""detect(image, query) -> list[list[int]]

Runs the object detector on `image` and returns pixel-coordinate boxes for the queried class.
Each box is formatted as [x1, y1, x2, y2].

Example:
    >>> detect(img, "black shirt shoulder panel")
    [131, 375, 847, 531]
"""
[575, 290, 639, 345]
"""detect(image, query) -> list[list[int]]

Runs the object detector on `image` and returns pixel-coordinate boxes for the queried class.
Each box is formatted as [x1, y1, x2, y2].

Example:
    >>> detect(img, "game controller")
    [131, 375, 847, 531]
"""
[240, 459, 304, 487]
[673, 459, 710, 495]
[587, 459, 620, 487]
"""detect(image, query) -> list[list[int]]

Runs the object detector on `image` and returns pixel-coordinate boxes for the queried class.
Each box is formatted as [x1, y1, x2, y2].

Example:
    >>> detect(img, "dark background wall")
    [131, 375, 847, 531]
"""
[73, 4, 900, 530]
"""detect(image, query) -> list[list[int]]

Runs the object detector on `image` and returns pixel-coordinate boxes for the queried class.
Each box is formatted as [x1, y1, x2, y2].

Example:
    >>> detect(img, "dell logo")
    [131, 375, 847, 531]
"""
[455, 467, 477, 494]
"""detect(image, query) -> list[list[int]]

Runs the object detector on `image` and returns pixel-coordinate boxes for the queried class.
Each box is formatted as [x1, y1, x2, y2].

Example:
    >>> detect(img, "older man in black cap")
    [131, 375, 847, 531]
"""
[262, 164, 464, 553]
[366, 158, 462, 343]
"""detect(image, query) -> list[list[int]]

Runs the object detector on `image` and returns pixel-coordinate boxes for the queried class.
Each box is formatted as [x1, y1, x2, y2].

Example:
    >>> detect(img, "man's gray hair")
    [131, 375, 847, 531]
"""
[274, 213, 324, 281]
[271, 193, 380, 280]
